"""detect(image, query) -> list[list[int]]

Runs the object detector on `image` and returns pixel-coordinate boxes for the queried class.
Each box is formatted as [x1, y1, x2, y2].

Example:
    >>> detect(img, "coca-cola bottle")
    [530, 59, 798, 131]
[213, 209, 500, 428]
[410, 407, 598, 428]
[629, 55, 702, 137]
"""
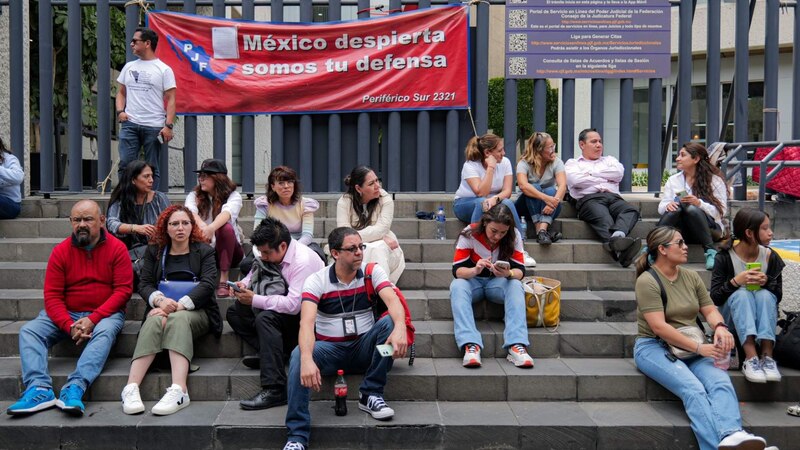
[334, 369, 347, 416]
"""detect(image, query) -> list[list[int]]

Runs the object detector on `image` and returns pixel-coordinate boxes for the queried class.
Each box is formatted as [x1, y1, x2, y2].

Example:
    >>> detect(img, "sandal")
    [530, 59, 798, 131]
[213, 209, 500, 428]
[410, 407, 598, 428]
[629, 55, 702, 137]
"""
[788, 403, 800, 417]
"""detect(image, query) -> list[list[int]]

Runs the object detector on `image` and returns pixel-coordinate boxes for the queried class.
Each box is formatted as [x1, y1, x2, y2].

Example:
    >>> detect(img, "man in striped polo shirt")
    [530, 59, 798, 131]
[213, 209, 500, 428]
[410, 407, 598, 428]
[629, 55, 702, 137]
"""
[283, 227, 408, 450]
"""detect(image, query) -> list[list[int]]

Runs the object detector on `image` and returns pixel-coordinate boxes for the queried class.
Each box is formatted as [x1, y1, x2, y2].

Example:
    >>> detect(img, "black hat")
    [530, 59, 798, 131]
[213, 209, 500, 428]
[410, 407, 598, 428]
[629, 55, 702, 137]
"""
[194, 158, 227, 175]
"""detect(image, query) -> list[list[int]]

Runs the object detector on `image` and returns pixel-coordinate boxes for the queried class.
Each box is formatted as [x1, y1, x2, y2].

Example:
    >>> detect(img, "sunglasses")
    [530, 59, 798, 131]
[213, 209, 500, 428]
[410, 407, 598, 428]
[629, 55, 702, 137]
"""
[337, 244, 367, 253]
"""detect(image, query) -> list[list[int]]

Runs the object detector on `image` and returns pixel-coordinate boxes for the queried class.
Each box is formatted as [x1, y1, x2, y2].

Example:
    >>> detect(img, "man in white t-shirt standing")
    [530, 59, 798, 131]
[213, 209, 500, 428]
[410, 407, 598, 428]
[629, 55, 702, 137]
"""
[116, 27, 177, 188]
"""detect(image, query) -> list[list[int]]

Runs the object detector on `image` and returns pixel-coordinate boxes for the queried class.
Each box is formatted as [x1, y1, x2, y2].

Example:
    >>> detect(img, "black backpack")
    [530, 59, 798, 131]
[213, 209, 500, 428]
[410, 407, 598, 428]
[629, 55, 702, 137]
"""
[774, 311, 800, 370]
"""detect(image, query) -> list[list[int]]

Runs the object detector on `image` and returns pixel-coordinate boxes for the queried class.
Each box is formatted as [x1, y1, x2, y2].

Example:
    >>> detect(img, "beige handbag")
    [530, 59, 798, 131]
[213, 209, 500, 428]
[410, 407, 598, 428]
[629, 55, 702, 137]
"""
[669, 326, 707, 359]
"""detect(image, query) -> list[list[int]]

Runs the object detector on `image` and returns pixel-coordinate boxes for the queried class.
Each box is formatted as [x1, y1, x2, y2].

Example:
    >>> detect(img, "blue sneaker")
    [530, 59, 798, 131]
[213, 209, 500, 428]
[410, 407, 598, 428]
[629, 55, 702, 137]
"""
[56, 384, 85, 416]
[6, 385, 57, 416]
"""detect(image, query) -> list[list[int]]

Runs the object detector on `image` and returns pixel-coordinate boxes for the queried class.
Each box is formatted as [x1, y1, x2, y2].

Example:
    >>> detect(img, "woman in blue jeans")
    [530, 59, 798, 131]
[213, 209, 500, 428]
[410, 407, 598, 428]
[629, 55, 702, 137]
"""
[711, 208, 785, 384]
[634, 226, 768, 450]
[450, 204, 533, 369]
[514, 131, 565, 245]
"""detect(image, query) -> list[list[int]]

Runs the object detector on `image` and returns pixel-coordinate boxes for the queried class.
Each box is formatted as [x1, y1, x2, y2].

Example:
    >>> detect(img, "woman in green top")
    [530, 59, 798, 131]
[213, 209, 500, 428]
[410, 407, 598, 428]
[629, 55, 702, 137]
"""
[633, 226, 768, 450]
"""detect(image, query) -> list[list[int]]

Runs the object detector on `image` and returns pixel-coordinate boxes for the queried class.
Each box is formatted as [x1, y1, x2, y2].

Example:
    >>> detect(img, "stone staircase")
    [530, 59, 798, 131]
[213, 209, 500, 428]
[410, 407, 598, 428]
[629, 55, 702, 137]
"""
[0, 193, 796, 450]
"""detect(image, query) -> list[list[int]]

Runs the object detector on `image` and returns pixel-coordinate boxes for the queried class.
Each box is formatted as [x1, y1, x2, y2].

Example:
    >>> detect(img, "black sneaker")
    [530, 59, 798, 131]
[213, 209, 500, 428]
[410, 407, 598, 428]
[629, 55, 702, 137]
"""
[358, 392, 394, 420]
[537, 230, 552, 245]
[618, 238, 643, 268]
[549, 231, 563, 243]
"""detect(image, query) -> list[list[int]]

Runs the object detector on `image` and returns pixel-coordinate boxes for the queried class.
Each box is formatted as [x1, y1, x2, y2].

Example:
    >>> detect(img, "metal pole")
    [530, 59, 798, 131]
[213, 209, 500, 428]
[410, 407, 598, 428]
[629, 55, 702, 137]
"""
[387, 112, 401, 191]
[475, 0, 489, 133]
[155, 0, 168, 191]
[271, 0, 284, 168]
[533, 79, 546, 132]
[648, 78, 663, 192]
[327, 0, 342, 192]
[416, 111, 430, 191]
[794, 0, 800, 139]
[504, 79, 518, 163]
[446, 110, 459, 191]
[67, 0, 82, 192]
[561, 79, 575, 161]
[213, 0, 226, 160]
[619, 78, 633, 191]
[125, 3, 138, 61]
[299, 115, 313, 189]
[356, 0, 370, 166]
[677, 0, 692, 147]
[9, 0, 24, 179]
[241, 0, 255, 195]
[591, 79, 603, 134]
[39, 0, 54, 195]
[734, 0, 750, 200]
[763, 0, 779, 142]
[706, 0, 721, 145]
[183, 0, 198, 190]
[97, 0, 111, 190]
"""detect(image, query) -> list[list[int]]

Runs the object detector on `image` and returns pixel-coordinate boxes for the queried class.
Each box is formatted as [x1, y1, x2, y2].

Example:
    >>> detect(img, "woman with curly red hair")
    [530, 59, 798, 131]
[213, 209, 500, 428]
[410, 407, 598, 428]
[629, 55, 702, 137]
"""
[120, 205, 221, 416]
[185, 159, 244, 296]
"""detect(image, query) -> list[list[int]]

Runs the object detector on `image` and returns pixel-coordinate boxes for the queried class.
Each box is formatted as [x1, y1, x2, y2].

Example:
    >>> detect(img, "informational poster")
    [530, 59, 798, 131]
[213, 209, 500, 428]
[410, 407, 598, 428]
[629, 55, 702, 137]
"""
[505, 0, 671, 79]
[148, 5, 469, 114]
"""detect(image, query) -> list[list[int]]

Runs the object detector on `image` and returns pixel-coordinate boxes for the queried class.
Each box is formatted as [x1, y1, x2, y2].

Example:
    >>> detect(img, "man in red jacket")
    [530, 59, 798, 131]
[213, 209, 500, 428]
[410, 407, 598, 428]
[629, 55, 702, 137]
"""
[6, 200, 132, 417]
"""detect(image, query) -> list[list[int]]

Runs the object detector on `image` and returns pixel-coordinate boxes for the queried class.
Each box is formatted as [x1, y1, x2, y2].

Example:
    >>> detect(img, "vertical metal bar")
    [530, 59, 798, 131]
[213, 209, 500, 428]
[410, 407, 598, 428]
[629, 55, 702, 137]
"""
[96, 1, 111, 190]
[241, 0, 255, 195]
[678, 0, 692, 147]
[591, 79, 604, 134]
[299, 115, 313, 189]
[504, 79, 518, 161]
[561, 79, 575, 161]
[706, 0, 721, 145]
[734, 0, 749, 200]
[213, 0, 226, 160]
[619, 78, 633, 191]
[446, 110, 459, 191]
[416, 111, 430, 191]
[271, 0, 284, 168]
[67, 0, 82, 192]
[125, 3, 138, 61]
[648, 78, 663, 192]
[533, 79, 546, 132]
[39, 0, 54, 195]
[356, 0, 370, 166]
[9, 0, 25, 178]
[154, 0, 168, 191]
[794, 1, 800, 139]
[387, 112, 401, 191]
[183, 0, 198, 191]
[763, 0, 779, 142]
[475, 0, 489, 133]
[327, 0, 342, 191]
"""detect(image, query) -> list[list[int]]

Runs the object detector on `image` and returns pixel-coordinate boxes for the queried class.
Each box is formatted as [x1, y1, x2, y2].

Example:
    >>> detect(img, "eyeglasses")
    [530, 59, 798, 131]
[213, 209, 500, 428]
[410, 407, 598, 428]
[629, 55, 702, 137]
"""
[168, 220, 192, 228]
[130, 38, 144, 44]
[275, 180, 295, 187]
[662, 239, 687, 248]
[337, 244, 367, 253]
[546, 143, 557, 152]
[70, 217, 96, 224]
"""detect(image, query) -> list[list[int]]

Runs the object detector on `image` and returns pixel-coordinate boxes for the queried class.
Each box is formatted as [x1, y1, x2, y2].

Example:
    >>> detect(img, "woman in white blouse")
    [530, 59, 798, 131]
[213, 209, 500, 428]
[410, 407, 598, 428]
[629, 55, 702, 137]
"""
[336, 165, 405, 284]
[658, 143, 728, 270]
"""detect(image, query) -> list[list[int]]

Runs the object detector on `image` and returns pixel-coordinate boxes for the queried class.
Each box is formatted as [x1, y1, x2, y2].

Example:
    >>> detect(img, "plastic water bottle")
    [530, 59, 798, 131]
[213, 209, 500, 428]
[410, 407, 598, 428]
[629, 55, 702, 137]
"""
[519, 216, 528, 239]
[334, 370, 347, 416]
[713, 347, 731, 370]
[434, 206, 446, 240]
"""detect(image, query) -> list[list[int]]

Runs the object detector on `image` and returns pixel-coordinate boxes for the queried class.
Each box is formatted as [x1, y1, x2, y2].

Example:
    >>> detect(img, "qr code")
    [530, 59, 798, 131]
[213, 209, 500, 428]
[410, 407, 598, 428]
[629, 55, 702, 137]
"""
[508, 34, 527, 52]
[509, 0, 526, 3]
[508, 10, 527, 29]
[508, 57, 527, 76]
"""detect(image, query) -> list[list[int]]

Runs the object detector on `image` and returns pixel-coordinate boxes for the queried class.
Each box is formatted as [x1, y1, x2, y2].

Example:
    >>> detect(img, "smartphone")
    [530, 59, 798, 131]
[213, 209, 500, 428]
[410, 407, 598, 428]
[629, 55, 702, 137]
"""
[376, 344, 393, 357]
[745, 262, 762, 291]
[226, 280, 242, 293]
[494, 260, 511, 270]
[157, 133, 164, 144]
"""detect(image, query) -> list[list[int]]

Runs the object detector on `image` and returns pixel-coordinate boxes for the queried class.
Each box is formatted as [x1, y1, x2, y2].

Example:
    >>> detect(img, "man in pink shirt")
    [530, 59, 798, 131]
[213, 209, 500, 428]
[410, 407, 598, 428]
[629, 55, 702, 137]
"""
[227, 217, 324, 410]
[565, 128, 641, 267]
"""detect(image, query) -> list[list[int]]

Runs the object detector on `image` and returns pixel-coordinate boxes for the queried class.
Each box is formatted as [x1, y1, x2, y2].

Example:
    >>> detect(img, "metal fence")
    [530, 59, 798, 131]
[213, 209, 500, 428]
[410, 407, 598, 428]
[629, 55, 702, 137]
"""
[4, 0, 800, 201]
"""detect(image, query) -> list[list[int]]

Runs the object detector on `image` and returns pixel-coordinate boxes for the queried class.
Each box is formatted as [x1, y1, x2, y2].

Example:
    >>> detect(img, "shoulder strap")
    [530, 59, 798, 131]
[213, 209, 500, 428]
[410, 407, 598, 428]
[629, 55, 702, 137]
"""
[647, 268, 668, 310]
[364, 262, 377, 298]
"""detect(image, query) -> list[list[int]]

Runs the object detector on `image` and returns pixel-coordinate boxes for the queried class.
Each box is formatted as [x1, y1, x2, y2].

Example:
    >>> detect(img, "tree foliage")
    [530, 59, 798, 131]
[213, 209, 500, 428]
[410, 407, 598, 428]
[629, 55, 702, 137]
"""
[487, 78, 559, 146]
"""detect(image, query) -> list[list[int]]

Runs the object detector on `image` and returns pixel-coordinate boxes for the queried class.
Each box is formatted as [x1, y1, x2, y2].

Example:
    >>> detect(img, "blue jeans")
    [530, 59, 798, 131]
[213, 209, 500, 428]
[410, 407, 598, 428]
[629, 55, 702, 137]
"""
[514, 184, 562, 226]
[450, 276, 529, 350]
[634, 337, 742, 450]
[285, 315, 395, 446]
[0, 195, 21, 219]
[721, 288, 778, 345]
[19, 310, 125, 392]
[118, 120, 163, 187]
[453, 196, 522, 230]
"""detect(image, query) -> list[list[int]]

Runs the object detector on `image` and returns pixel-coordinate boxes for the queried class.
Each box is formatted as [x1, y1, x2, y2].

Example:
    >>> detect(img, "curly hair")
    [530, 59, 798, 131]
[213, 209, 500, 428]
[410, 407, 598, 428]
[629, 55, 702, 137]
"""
[458, 203, 517, 262]
[521, 131, 553, 175]
[343, 165, 381, 230]
[681, 142, 726, 216]
[193, 172, 237, 219]
[150, 205, 206, 249]
[266, 165, 301, 205]
[464, 133, 502, 162]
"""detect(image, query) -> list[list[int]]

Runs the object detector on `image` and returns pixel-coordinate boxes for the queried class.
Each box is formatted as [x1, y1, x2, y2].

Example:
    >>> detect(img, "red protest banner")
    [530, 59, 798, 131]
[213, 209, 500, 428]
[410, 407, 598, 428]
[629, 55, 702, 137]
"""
[147, 6, 470, 115]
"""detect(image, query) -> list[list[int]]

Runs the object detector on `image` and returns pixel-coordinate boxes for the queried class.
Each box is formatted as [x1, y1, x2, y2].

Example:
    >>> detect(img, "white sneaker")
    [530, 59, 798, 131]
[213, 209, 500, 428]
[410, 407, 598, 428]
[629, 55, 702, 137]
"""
[742, 357, 767, 383]
[506, 344, 534, 368]
[717, 430, 766, 449]
[462, 344, 482, 367]
[523, 250, 536, 267]
[151, 384, 190, 416]
[760, 356, 782, 382]
[120, 383, 145, 415]
[282, 442, 306, 450]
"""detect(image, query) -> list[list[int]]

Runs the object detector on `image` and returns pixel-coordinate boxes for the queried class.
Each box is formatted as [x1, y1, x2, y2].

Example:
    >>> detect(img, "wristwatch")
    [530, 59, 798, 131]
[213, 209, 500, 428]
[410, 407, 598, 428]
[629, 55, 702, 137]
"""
[116, 110, 124, 116]
[165, 123, 174, 129]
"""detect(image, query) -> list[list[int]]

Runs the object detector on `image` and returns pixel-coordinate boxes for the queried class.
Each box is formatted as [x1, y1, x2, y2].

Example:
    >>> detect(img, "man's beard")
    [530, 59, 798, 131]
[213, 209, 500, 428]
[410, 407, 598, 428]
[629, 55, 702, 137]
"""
[74, 230, 92, 247]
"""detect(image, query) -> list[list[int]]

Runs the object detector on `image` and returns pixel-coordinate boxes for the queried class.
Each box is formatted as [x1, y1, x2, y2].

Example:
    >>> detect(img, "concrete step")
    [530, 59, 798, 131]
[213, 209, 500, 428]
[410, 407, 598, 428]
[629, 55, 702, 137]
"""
[0, 289, 638, 323]
[0, 399, 795, 450]
[0, 319, 639, 359]
[0, 357, 796, 404]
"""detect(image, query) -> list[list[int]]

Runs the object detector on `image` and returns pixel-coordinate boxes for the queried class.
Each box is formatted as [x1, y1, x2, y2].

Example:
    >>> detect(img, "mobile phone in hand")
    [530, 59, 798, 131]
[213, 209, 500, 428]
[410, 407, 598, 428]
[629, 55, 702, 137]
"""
[226, 281, 242, 293]
[494, 260, 511, 270]
[157, 133, 164, 144]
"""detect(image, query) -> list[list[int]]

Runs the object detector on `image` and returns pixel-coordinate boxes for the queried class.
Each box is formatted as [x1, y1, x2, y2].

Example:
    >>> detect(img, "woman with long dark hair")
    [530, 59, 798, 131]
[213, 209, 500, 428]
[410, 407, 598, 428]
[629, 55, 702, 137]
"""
[658, 143, 728, 270]
[185, 159, 244, 296]
[711, 208, 785, 384]
[107, 160, 170, 249]
[336, 165, 405, 283]
[633, 226, 769, 450]
[449, 204, 533, 369]
[0, 137, 24, 220]
[120, 205, 221, 416]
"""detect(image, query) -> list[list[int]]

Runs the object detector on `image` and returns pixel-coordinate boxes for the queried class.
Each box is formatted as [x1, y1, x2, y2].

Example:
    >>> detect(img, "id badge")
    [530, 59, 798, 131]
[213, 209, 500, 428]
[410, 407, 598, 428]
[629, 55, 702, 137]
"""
[342, 315, 358, 336]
